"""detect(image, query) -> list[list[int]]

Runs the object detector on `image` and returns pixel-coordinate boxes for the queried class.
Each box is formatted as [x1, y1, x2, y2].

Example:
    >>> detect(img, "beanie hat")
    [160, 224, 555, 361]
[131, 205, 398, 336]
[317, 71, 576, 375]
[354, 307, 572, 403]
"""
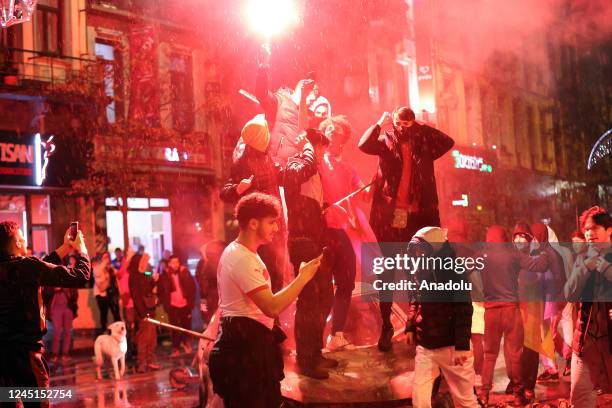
[241, 114, 270, 153]
[413, 226, 447, 244]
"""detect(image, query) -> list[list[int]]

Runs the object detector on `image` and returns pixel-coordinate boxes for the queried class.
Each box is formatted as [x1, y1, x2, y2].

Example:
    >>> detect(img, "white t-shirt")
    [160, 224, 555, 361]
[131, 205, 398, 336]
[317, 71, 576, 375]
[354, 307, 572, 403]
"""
[217, 241, 274, 329]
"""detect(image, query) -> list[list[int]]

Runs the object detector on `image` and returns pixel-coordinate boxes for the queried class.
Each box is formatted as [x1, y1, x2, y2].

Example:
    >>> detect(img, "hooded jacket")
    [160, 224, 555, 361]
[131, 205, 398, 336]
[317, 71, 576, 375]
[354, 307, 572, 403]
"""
[358, 123, 453, 241]
[158, 265, 196, 312]
[404, 227, 473, 351]
[531, 222, 566, 318]
[0, 252, 90, 348]
[479, 225, 521, 308]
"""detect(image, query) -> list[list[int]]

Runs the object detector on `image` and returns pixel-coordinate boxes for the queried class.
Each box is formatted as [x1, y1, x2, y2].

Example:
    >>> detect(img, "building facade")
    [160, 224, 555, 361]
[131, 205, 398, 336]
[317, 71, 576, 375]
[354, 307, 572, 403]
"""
[0, 0, 226, 265]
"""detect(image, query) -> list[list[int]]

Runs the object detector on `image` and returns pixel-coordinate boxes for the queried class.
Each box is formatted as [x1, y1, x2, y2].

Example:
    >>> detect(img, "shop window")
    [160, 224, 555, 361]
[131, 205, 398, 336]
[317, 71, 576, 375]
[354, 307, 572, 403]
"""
[30, 194, 51, 224]
[0, 195, 27, 243]
[150, 198, 169, 208]
[127, 198, 149, 209]
[32, 227, 49, 256]
[36, 0, 62, 54]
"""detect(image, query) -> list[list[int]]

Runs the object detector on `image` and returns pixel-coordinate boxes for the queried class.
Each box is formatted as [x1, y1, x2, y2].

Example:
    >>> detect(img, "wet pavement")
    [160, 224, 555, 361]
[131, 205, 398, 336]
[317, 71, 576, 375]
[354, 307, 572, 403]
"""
[44, 335, 612, 407]
[49, 346, 200, 408]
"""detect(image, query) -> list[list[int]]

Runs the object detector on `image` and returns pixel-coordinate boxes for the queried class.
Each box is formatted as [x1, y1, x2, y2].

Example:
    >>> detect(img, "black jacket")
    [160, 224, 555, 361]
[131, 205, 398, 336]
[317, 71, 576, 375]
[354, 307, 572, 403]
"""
[220, 145, 281, 203]
[358, 123, 454, 241]
[404, 242, 473, 350]
[158, 266, 196, 312]
[281, 143, 327, 244]
[128, 254, 158, 320]
[0, 251, 90, 347]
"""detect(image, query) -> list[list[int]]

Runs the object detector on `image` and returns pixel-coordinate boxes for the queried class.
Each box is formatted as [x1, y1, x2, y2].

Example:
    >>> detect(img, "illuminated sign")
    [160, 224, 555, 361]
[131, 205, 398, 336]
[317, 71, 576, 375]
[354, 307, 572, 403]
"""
[0, 131, 54, 186]
[452, 194, 469, 207]
[451, 150, 493, 173]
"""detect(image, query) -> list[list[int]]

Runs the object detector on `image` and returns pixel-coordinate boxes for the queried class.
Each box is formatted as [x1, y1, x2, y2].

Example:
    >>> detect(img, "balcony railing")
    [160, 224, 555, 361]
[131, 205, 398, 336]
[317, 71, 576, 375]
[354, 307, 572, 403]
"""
[0, 48, 98, 91]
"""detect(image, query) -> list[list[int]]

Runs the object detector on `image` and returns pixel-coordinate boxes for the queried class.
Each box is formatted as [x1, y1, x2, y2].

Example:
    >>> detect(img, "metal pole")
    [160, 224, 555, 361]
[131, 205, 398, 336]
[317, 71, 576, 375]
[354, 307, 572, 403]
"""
[144, 317, 215, 341]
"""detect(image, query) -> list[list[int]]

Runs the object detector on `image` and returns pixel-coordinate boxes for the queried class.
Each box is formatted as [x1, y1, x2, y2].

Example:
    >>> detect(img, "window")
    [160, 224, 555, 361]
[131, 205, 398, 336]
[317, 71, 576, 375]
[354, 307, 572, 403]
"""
[36, 0, 62, 54]
[95, 41, 124, 123]
[170, 53, 194, 133]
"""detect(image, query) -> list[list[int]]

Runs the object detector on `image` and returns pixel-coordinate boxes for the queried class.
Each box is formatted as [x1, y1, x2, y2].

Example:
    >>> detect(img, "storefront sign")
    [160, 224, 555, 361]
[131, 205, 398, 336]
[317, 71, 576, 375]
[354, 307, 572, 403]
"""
[451, 150, 493, 173]
[0, 131, 53, 186]
[452, 194, 469, 207]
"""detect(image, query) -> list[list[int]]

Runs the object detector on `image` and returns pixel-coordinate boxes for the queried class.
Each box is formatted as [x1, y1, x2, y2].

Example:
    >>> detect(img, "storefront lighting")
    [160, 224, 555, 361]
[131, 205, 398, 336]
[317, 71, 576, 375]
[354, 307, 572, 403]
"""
[34, 133, 42, 185]
[452, 194, 469, 207]
[452, 150, 494, 173]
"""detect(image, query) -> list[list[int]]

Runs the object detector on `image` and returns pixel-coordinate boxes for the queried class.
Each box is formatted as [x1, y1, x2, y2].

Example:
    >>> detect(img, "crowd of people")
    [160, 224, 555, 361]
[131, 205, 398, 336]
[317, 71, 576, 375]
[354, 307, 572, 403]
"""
[202, 46, 612, 408]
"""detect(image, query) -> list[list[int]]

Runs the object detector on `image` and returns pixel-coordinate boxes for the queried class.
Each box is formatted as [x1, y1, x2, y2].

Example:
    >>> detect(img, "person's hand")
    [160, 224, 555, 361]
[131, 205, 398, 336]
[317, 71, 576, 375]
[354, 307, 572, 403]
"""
[73, 230, 88, 255]
[529, 239, 541, 254]
[298, 254, 322, 282]
[585, 255, 610, 273]
[361, 185, 373, 202]
[200, 302, 208, 313]
[377, 111, 392, 127]
[452, 349, 472, 366]
[259, 43, 271, 66]
[236, 175, 254, 195]
[405, 332, 415, 346]
[299, 79, 315, 98]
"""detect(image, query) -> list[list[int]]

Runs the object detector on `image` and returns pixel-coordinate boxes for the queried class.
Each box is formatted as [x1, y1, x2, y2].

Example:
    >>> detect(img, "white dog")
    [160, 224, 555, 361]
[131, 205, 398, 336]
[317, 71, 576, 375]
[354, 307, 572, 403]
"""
[94, 321, 128, 380]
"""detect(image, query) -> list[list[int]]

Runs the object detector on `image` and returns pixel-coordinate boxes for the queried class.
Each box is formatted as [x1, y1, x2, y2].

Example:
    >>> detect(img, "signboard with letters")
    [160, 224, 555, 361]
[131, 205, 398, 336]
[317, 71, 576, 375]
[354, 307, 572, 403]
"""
[0, 130, 54, 186]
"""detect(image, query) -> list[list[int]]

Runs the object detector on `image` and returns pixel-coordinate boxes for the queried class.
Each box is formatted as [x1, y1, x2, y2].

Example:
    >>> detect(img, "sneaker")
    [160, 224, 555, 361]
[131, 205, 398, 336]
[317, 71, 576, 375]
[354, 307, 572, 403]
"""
[326, 332, 354, 352]
[505, 381, 517, 394]
[170, 349, 181, 358]
[562, 362, 571, 377]
[297, 360, 329, 380]
[477, 391, 489, 407]
[523, 389, 535, 403]
[536, 370, 559, 383]
[317, 355, 339, 369]
[512, 393, 528, 407]
[377, 326, 394, 352]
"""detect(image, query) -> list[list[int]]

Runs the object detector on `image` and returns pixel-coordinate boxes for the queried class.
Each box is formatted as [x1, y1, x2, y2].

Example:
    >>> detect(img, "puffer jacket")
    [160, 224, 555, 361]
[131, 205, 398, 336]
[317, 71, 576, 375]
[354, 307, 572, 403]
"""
[281, 143, 327, 244]
[404, 241, 473, 350]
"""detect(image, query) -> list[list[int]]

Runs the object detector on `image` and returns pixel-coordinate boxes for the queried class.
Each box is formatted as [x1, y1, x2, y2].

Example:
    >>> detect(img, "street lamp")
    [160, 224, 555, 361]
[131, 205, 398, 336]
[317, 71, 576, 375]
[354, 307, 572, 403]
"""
[1, 0, 37, 28]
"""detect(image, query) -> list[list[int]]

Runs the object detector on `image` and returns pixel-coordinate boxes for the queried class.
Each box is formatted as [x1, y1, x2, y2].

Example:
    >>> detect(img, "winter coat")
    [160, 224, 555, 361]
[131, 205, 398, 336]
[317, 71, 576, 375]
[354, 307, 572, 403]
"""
[128, 254, 158, 320]
[281, 143, 327, 244]
[358, 123, 454, 241]
[565, 246, 612, 355]
[220, 145, 282, 203]
[158, 266, 196, 312]
[256, 64, 301, 162]
[0, 252, 90, 348]
[404, 242, 473, 350]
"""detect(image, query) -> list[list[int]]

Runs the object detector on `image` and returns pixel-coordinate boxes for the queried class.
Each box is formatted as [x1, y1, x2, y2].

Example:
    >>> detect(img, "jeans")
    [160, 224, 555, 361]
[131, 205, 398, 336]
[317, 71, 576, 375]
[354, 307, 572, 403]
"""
[327, 228, 356, 334]
[289, 238, 333, 363]
[50, 305, 73, 356]
[481, 306, 524, 393]
[570, 336, 612, 408]
[136, 318, 157, 368]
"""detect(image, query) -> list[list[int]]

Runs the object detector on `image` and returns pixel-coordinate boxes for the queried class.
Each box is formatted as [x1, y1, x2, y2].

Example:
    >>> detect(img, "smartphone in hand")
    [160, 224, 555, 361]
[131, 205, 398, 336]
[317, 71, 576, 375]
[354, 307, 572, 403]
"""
[69, 222, 79, 241]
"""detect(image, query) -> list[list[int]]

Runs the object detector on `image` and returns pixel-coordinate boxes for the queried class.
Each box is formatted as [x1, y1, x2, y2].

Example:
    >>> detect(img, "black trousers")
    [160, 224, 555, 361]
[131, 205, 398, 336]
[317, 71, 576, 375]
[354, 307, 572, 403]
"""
[288, 238, 333, 363]
[377, 210, 441, 328]
[167, 306, 192, 348]
[0, 344, 49, 408]
[96, 295, 120, 330]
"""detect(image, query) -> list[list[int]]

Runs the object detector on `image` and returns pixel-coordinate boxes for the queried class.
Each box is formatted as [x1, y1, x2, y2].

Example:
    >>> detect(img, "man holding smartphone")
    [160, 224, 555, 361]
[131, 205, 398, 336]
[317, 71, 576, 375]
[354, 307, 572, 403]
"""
[0, 221, 90, 408]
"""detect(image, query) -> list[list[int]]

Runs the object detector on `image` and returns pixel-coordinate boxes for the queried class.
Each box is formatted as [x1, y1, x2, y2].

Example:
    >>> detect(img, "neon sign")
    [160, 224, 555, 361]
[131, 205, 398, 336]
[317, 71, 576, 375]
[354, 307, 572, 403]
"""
[452, 194, 469, 207]
[452, 150, 493, 173]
